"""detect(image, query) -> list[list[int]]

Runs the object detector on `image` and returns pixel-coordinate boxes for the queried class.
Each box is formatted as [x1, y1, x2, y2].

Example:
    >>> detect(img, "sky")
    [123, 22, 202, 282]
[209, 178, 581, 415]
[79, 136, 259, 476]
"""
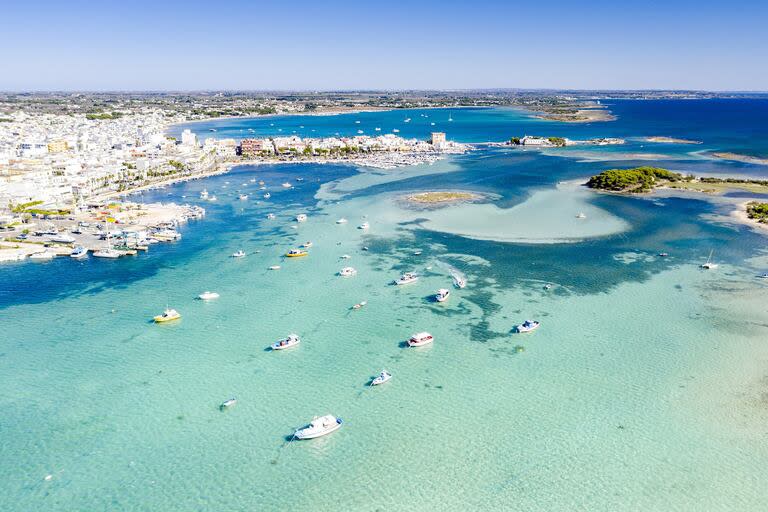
[1, 0, 767, 91]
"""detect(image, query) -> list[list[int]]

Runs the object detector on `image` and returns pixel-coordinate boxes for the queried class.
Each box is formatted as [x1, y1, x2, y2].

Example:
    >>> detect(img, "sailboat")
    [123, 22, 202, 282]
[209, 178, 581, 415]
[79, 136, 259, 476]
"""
[700, 250, 718, 269]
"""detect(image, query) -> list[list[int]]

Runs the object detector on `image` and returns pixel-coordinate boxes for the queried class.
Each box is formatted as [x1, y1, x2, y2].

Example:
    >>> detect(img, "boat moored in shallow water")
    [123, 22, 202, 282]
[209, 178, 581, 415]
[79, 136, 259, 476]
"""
[516, 320, 540, 333]
[198, 291, 220, 300]
[408, 332, 433, 347]
[371, 370, 392, 386]
[285, 249, 308, 257]
[154, 308, 181, 323]
[339, 267, 357, 277]
[294, 415, 342, 439]
[220, 398, 236, 410]
[231, 250, 246, 258]
[435, 288, 450, 302]
[271, 334, 300, 350]
[395, 272, 418, 285]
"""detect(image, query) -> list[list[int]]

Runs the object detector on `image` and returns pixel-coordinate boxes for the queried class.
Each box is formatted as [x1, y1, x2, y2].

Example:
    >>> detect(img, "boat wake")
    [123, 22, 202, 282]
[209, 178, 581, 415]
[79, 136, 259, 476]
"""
[435, 260, 467, 288]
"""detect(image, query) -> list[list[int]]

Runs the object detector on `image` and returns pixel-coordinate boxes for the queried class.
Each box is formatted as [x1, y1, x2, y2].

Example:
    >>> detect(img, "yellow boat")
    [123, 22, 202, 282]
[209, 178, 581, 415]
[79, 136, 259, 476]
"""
[285, 249, 309, 258]
[154, 308, 181, 323]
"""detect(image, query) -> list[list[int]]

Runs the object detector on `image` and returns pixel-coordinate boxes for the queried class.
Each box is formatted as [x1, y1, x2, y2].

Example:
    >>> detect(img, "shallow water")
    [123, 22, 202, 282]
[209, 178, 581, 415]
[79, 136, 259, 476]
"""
[3, 102, 768, 511]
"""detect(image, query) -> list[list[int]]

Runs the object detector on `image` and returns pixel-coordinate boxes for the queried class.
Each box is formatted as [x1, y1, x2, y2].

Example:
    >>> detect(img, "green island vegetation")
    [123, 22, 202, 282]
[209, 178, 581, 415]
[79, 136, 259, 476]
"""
[586, 167, 685, 193]
[407, 191, 481, 203]
[547, 137, 567, 147]
[746, 202, 768, 223]
[0, 117, 14, 123]
[9, 200, 70, 216]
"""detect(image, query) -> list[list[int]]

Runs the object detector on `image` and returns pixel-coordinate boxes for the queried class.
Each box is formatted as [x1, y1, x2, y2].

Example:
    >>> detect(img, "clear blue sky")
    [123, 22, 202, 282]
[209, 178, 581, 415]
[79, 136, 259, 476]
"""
[2, 0, 766, 91]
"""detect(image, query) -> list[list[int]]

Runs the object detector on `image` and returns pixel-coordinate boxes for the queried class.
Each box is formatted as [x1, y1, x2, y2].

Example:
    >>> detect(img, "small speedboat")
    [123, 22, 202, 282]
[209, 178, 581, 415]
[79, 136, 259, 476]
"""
[220, 398, 236, 410]
[295, 214, 307, 222]
[371, 370, 392, 386]
[340, 254, 351, 259]
[269, 265, 281, 270]
[435, 288, 450, 302]
[271, 334, 300, 350]
[294, 415, 342, 440]
[263, 193, 271, 199]
[300, 241, 313, 248]
[282, 182, 292, 188]
[198, 291, 220, 300]
[339, 267, 357, 277]
[239, 194, 248, 200]
[658, 252, 669, 257]
[70, 246, 88, 259]
[154, 308, 181, 323]
[395, 272, 418, 285]
[231, 250, 246, 258]
[701, 249, 718, 269]
[452, 274, 467, 289]
[267, 213, 276, 219]
[352, 301, 367, 310]
[200, 189, 209, 199]
[576, 212, 586, 219]
[358, 222, 370, 230]
[336, 218, 348, 224]
[285, 249, 308, 258]
[408, 332, 433, 347]
[516, 320, 540, 333]
[759, 273, 768, 279]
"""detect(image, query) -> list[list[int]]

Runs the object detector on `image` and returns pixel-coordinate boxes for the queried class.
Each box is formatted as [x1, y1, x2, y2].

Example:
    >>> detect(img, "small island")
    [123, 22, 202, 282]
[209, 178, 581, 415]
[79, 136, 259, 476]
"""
[406, 191, 482, 204]
[709, 152, 768, 166]
[586, 167, 768, 195]
[585, 167, 684, 193]
[646, 136, 702, 144]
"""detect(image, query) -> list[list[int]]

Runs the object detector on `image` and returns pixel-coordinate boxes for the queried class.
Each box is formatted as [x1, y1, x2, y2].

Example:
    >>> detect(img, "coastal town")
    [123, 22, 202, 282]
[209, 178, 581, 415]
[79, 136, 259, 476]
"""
[0, 96, 469, 262]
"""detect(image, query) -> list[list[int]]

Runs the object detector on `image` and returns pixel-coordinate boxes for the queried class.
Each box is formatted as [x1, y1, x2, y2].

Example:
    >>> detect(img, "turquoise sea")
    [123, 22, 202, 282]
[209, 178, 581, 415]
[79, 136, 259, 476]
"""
[3, 100, 768, 511]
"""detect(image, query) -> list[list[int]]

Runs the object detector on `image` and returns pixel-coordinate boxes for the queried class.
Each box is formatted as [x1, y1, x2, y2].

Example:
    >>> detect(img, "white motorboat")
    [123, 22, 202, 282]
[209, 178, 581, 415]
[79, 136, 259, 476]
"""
[239, 194, 248, 200]
[70, 246, 88, 259]
[358, 222, 370, 230]
[516, 320, 540, 333]
[231, 250, 246, 258]
[300, 241, 313, 248]
[452, 274, 467, 289]
[339, 267, 357, 277]
[295, 214, 307, 222]
[200, 188, 209, 199]
[392, 128, 400, 133]
[371, 370, 392, 386]
[282, 182, 292, 188]
[352, 300, 367, 310]
[29, 251, 55, 260]
[435, 288, 450, 302]
[336, 218, 348, 224]
[269, 265, 281, 270]
[267, 213, 276, 219]
[220, 398, 236, 410]
[408, 332, 434, 347]
[49, 234, 76, 244]
[198, 291, 220, 300]
[294, 415, 343, 440]
[395, 272, 419, 285]
[759, 273, 768, 279]
[209, 195, 218, 202]
[263, 193, 271, 199]
[271, 334, 301, 350]
[701, 250, 718, 269]
[576, 212, 586, 219]
[340, 254, 351, 259]
[93, 248, 120, 259]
